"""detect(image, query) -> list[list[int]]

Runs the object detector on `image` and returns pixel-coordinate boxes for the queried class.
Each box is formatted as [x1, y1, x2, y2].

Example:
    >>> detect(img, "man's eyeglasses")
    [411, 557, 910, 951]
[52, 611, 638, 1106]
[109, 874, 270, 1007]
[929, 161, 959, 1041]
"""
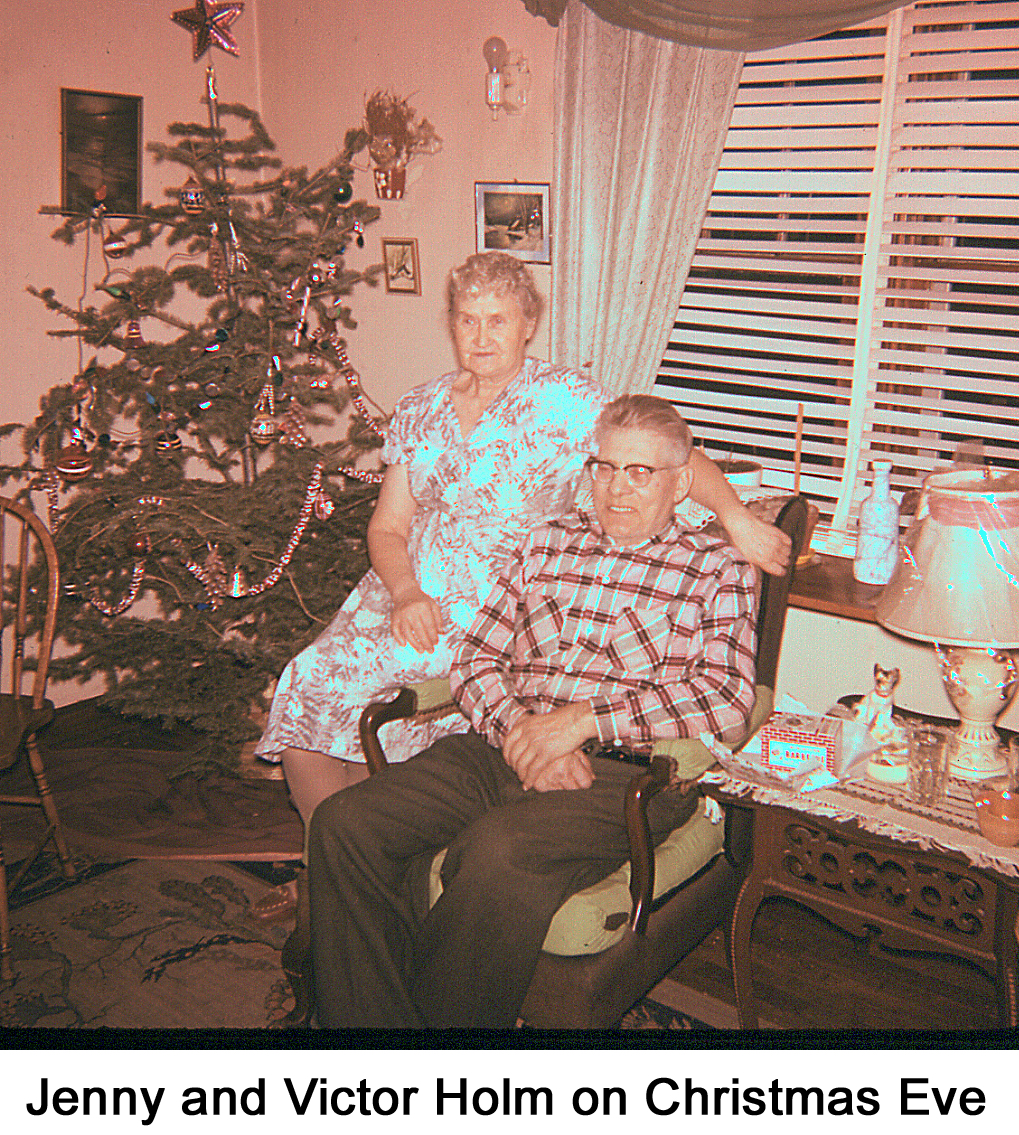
[584, 457, 676, 489]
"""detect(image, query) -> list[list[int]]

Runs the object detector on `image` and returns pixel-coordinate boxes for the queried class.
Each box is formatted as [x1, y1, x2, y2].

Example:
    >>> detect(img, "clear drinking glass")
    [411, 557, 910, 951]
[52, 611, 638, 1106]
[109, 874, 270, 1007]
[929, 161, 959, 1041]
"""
[906, 724, 950, 807]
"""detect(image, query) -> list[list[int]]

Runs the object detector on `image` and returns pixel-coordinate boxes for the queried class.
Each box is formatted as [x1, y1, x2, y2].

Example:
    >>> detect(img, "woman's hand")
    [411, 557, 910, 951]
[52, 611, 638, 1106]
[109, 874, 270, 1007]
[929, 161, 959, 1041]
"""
[725, 507, 792, 576]
[391, 587, 443, 653]
[686, 449, 792, 576]
[368, 465, 443, 651]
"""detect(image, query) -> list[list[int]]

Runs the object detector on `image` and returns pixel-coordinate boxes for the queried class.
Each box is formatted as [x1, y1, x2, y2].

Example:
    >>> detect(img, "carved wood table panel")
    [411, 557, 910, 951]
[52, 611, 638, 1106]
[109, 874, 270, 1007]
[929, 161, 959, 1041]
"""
[711, 794, 1019, 1029]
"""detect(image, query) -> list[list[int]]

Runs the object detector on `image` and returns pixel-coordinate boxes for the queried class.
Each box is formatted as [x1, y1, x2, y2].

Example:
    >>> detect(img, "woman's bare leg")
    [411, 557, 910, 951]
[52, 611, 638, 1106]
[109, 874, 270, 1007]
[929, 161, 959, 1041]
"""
[281, 747, 371, 828]
[252, 748, 370, 922]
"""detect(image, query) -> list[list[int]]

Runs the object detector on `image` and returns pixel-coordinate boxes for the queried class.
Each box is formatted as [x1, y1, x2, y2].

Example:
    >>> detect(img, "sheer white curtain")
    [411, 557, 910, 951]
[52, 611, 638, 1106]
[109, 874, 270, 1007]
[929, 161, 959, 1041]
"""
[550, 0, 743, 397]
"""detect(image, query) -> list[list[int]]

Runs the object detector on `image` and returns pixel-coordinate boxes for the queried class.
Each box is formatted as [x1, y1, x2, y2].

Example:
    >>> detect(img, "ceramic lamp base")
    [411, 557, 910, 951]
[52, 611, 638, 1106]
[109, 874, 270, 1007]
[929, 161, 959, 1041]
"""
[937, 645, 1019, 780]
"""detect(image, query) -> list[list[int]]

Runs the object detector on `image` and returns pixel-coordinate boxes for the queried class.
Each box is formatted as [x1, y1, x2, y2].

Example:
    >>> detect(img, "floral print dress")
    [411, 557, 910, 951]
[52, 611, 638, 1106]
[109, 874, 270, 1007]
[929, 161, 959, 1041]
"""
[255, 358, 607, 765]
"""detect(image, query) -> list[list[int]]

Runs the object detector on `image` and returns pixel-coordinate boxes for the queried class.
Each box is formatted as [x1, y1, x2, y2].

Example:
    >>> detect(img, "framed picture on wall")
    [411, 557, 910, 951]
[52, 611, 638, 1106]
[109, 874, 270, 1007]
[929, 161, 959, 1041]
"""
[61, 88, 142, 216]
[382, 238, 421, 295]
[474, 182, 550, 264]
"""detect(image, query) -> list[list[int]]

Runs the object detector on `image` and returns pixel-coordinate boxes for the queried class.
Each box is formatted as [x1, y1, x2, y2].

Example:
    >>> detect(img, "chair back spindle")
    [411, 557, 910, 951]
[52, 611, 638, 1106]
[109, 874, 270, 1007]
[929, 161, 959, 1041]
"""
[0, 499, 60, 709]
[0, 494, 72, 983]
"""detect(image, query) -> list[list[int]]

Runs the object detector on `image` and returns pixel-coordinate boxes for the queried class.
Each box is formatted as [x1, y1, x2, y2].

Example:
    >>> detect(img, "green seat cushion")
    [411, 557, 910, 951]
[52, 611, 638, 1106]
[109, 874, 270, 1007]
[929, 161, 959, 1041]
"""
[421, 686, 773, 956]
[411, 677, 455, 714]
[427, 799, 724, 957]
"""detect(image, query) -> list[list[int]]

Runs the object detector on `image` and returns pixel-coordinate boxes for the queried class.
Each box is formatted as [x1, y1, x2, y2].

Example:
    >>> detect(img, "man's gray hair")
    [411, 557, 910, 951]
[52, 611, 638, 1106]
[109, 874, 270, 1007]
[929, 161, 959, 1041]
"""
[447, 252, 544, 324]
[595, 395, 694, 464]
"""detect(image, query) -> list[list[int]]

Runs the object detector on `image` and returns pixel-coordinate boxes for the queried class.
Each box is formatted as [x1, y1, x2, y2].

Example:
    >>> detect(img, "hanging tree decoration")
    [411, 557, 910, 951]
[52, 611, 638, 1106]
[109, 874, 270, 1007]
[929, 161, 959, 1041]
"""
[85, 561, 147, 618]
[207, 223, 229, 292]
[291, 278, 312, 347]
[55, 425, 94, 483]
[228, 565, 248, 598]
[180, 175, 207, 215]
[225, 217, 249, 274]
[313, 489, 334, 521]
[39, 471, 62, 532]
[336, 347, 386, 441]
[250, 381, 278, 444]
[279, 403, 309, 448]
[244, 463, 324, 596]
[180, 543, 229, 610]
[103, 231, 131, 258]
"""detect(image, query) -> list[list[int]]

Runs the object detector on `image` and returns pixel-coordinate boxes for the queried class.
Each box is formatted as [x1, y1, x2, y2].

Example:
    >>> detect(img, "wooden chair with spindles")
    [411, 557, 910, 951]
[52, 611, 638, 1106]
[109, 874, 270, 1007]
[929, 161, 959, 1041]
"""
[0, 495, 75, 982]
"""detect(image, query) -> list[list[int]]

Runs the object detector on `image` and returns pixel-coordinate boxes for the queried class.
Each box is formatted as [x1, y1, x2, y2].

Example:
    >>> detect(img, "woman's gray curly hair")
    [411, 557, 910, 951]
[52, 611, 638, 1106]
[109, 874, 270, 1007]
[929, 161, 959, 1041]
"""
[447, 252, 544, 324]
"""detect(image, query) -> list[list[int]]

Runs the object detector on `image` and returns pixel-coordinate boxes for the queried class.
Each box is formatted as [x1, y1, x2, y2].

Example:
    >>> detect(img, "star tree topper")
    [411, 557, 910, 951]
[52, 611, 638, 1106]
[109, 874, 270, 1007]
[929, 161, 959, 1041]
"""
[172, 0, 244, 60]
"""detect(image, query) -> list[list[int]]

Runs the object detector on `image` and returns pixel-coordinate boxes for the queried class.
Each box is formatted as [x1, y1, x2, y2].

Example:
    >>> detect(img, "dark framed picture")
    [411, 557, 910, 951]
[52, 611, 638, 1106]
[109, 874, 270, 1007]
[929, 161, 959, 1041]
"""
[61, 88, 142, 216]
[475, 182, 550, 264]
[382, 237, 421, 295]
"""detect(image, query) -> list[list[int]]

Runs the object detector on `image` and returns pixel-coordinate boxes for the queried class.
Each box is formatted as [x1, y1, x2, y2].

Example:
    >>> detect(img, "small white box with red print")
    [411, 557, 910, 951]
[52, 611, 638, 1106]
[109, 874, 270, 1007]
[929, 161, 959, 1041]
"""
[759, 711, 842, 774]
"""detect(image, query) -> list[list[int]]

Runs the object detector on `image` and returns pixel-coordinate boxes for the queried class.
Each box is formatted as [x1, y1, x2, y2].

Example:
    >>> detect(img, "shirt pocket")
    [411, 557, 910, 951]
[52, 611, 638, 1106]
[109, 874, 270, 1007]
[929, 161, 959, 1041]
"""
[519, 594, 565, 660]
[606, 607, 673, 674]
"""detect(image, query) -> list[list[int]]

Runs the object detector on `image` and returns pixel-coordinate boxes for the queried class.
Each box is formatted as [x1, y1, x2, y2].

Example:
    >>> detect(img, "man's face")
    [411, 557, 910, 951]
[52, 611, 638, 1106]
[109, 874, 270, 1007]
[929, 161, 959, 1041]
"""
[590, 426, 693, 546]
[451, 290, 536, 386]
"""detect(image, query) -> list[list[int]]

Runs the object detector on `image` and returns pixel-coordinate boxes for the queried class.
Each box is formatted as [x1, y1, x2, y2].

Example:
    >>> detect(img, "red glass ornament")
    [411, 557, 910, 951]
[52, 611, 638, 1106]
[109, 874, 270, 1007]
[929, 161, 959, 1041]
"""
[56, 441, 93, 482]
[104, 232, 130, 258]
[155, 431, 184, 453]
[314, 490, 335, 521]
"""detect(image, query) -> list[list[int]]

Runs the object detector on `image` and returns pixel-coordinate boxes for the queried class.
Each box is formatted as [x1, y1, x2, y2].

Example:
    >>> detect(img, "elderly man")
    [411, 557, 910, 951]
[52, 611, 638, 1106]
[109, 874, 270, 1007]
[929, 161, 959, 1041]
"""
[308, 394, 757, 1028]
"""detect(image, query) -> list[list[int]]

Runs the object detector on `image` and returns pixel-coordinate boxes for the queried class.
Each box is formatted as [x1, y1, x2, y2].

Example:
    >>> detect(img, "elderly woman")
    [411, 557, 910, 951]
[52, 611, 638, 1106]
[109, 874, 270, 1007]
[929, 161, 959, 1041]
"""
[252, 251, 787, 921]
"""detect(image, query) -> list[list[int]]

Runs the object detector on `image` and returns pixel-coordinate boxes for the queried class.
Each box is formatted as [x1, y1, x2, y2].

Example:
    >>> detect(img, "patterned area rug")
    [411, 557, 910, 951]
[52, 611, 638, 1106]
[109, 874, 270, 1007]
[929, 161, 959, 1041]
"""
[2, 855, 711, 1032]
[2, 857, 294, 1029]
[620, 999, 714, 1030]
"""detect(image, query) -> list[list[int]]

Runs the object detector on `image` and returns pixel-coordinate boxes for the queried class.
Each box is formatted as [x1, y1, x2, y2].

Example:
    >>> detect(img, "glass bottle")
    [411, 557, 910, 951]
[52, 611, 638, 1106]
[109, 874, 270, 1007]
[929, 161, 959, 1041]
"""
[854, 460, 900, 584]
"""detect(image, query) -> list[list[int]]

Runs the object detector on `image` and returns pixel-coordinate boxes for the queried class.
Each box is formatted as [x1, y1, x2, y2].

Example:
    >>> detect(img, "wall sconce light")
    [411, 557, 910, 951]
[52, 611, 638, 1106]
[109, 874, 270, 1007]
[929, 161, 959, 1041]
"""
[483, 37, 531, 120]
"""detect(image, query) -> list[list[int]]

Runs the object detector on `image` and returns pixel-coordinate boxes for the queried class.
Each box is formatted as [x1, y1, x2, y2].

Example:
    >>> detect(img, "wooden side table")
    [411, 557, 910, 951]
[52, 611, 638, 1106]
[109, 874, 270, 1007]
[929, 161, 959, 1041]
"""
[713, 791, 1019, 1029]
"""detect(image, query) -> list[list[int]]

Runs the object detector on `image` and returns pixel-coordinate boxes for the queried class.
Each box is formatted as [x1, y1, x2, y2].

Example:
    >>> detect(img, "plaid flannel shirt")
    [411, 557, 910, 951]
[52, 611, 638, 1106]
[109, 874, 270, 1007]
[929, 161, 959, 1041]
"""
[450, 510, 758, 750]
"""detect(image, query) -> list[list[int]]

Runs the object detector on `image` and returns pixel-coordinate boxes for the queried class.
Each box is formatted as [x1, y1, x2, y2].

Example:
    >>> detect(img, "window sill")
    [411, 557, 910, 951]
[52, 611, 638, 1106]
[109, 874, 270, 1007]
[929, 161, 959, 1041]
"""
[789, 553, 884, 624]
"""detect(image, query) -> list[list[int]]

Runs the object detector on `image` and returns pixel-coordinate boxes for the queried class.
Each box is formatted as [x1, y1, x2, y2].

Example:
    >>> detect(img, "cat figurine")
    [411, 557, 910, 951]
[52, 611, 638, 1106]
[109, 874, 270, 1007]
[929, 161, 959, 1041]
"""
[854, 663, 901, 743]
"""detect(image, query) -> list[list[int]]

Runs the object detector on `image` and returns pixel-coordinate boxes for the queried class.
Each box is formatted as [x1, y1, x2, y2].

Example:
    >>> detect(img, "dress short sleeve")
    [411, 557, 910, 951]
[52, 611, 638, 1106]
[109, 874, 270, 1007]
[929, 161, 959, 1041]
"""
[380, 391, 417, 466]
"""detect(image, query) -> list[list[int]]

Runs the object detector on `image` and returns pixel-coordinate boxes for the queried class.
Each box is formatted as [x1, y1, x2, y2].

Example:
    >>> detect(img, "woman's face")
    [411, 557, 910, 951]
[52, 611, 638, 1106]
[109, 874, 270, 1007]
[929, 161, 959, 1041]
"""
[451, 290, 536, 386]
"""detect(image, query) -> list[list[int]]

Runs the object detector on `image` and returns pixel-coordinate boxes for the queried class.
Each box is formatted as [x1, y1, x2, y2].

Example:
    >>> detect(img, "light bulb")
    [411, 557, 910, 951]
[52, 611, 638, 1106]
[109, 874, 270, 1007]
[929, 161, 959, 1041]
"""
[483, 36, 508, 72]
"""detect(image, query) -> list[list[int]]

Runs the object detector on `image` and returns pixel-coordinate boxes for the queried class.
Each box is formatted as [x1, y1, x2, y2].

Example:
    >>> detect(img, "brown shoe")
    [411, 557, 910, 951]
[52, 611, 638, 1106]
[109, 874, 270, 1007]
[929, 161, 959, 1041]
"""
[251, 880, 298, 925]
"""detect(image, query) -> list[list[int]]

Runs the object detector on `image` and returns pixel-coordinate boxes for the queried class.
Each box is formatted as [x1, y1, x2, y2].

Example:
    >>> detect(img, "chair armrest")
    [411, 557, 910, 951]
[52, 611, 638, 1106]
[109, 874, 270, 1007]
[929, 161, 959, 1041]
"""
[357, 678, 457, 775]
[623, 685, 775, 934]
[411, 677, 456, 714]
[358, 688, 418, 775]
[647, 685, 775, 778]
[624, 756, 675, 934]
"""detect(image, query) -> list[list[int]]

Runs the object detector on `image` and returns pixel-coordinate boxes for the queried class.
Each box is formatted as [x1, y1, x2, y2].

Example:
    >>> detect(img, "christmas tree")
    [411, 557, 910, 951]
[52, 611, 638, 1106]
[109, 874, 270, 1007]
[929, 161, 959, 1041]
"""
[1, 70, 387, 773]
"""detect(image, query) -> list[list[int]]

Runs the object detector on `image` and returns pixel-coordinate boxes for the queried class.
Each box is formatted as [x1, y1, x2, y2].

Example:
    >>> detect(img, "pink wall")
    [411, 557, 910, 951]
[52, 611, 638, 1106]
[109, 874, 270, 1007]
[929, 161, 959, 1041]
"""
[0, 0, 557, 438]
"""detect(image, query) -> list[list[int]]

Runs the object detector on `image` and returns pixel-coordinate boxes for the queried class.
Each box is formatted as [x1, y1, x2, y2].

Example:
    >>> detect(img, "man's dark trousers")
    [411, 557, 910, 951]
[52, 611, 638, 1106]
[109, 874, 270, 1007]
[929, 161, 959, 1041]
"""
[308, 730, 698, 1028]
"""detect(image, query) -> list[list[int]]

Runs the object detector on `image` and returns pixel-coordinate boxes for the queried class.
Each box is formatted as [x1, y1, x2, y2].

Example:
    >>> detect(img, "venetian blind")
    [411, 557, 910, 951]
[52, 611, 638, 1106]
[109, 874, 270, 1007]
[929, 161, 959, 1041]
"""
[653, 0, 1019, 552]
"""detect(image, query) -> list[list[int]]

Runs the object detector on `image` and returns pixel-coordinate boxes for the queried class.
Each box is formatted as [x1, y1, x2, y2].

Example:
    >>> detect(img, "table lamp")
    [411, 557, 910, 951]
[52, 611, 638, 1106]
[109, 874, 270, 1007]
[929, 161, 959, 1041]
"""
[875, 469, 1019, 781]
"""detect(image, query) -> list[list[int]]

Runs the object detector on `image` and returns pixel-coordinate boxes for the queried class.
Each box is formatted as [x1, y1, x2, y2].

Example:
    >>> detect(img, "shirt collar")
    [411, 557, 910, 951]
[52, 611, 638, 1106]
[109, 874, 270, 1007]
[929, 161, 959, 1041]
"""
[576, 510, 684, 550]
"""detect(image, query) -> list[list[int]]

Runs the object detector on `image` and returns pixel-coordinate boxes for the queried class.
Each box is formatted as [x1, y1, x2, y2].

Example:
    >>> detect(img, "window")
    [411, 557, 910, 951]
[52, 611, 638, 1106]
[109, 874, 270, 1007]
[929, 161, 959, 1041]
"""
[654, 0, 1019, 553]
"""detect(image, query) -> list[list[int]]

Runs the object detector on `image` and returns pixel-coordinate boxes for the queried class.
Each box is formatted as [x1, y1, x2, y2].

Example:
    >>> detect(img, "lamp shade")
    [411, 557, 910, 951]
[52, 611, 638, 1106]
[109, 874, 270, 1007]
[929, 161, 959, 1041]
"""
[875, 470, 1019, 648]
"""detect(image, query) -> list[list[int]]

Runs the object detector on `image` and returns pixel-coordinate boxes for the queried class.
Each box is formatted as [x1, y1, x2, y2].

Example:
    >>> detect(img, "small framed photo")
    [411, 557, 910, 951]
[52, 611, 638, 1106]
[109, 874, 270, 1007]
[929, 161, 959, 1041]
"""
[475, 182, 550, 264]
[381, 237, 422, 295]
[61, 88, 142, 216]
